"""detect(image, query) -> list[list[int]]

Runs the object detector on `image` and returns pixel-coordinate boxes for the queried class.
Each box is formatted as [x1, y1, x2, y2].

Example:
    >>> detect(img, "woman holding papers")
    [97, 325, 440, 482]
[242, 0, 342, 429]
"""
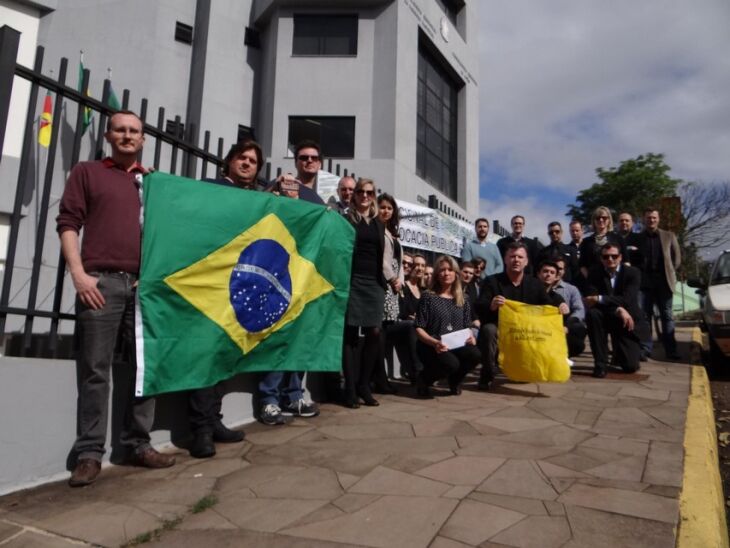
[342, 178, 386, 408]
[414, 256, 481, 398]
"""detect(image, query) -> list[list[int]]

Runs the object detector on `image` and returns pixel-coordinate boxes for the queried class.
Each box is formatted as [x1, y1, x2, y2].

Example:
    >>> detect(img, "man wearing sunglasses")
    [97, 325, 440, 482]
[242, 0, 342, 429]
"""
[271, 140, 325, 205]
[536, 222, 579, 283]
[583, 243, 647, 378]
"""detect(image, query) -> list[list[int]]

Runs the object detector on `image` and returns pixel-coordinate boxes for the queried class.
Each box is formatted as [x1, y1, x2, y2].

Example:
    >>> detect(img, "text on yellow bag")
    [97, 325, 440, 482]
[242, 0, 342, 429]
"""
[497, 299, 570, 383]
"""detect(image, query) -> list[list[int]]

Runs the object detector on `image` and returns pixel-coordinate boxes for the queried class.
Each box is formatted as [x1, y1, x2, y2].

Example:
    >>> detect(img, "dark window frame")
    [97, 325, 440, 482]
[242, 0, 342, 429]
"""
[416, 38, 463, 201]
[292, 14, 358, 56]
[287, 116, 356, 159]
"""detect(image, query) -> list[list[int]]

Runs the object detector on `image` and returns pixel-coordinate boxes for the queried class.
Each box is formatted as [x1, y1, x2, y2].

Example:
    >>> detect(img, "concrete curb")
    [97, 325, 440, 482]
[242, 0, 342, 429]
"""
[677, 363, 729, 547]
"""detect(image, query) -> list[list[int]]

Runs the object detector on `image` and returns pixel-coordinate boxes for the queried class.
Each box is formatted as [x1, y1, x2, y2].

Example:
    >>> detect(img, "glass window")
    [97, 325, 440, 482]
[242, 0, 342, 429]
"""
[288, 116, 355, 158]
[416, 44, 460, 200]
[293, 15, 358, 56]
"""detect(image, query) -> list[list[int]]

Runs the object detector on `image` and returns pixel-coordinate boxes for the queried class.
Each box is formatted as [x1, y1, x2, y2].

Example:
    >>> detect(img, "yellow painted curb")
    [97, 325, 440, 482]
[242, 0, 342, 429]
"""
[677, 365, 729, 547]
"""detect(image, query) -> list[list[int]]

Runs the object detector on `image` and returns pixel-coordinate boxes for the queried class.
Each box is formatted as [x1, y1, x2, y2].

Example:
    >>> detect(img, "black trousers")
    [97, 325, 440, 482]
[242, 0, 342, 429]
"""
[586, 307, 641, 373]
[188, 384, 223, 434]
[566, 317, 587, 358]
[417, 342, 481, 388]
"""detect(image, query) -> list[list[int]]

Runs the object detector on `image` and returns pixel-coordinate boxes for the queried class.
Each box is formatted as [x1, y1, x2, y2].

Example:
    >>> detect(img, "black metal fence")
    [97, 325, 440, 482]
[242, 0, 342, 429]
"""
[0, 26, 357, 358]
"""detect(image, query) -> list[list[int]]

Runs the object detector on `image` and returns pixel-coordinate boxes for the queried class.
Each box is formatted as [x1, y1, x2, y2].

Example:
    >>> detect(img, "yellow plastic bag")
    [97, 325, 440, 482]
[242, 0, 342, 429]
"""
[497, 299, 570, 383]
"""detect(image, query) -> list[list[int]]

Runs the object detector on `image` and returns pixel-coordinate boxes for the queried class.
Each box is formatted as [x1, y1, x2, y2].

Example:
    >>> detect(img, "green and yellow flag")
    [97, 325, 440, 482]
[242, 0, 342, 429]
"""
[135, 172, 354, 396]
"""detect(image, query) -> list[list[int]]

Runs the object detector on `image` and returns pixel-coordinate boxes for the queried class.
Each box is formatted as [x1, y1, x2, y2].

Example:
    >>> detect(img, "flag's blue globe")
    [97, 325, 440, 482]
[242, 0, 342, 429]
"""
[229, 239, 292, 332]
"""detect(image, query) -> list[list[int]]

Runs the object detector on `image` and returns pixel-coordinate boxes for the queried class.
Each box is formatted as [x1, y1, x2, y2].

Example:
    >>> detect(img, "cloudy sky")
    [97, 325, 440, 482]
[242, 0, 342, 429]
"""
[477, 1, 730, 241]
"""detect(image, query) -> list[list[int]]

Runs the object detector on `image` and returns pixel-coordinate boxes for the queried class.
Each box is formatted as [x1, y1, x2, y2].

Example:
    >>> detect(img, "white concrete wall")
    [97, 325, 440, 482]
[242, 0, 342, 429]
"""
[0, 356, 259, 495]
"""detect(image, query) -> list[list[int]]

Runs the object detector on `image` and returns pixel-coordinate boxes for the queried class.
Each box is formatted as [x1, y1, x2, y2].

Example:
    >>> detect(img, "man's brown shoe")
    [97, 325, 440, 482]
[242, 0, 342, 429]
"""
[69, 458, 101, 487]
[131, 448, 176, 469]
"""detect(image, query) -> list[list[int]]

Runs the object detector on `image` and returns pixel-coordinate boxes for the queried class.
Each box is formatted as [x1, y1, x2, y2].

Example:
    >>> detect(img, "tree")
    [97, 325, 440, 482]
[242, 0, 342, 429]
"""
[678, 180, 730, 250]
[566, 153, 683, 225]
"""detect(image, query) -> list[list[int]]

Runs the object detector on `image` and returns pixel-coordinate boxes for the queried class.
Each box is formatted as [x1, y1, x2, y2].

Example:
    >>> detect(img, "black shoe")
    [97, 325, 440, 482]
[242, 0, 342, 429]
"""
[667, 352, 682, 361]
[415, 375, 434, 399]
[190, 432, 216, 459]
[344, 399, 361, 409]
[477, 379, 492, 391]
[448, 381, 462, 396]
[358, 391, 380, 406]
[212, 422, 245, 443]
[373, 383, 398, 395]
[592, 367, 607, 379]
[639, 353, 649, 362]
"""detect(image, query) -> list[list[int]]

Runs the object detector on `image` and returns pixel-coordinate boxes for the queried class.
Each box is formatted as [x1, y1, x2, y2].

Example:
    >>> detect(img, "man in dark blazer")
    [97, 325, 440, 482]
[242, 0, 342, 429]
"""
[496, 215, 542, 276]
[583, 242, 648, 378]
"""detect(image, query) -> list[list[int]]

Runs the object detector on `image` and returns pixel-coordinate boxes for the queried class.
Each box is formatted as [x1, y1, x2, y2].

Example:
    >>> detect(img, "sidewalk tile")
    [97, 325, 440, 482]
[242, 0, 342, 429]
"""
[439, 499, 524, 546]
[349, 466, 451, 496]
[0, 521, 22, 542]
[578, 435, 649, 456]
[412, 419, 481, 437]
[214, 496, 330, 533]
[251, 466, 344, 500]
[318, 423, 415, 440]
[333, 494, 380, 513]
[490, 515, 571, 548]
[280, 495, 457, 548]
[468, 492, 548, 515]
[415, 456, 505, 485]
[476, 460, 558, 500]
[2, 531, 81, 547]
[563, 505, 676, 547]
[557, 483, 678, 523]
[584, 454, 646, 482]
[643, 441, 684, 487]
[216, 464, 304, 493]
[456, 437, 569, 460]
[176, 509, 237, 530]
[429, 536, 474, 548]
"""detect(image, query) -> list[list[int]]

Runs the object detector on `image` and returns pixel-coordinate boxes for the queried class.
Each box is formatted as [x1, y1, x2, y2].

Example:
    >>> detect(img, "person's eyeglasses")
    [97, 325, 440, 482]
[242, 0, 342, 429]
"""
[402, 261, 413, 267]
[297, 154, 320, 162]
[597, 216, 609, 221]
[601, 254, 619, 260]
[356, 189, 374, 196]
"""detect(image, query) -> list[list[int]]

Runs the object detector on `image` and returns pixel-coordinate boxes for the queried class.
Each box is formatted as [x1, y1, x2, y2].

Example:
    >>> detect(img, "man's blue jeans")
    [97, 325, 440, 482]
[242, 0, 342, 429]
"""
[258, 371, 303, 407]
[639, 288, 677, 356]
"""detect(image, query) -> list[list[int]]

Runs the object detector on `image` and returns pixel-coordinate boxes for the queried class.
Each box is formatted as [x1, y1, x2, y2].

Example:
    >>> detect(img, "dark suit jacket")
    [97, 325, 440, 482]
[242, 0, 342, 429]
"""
[536, 242, 579, 283]
[584, 264, 642, 320]
[497, 235, 543, 275]
[476, 272, 555, 325]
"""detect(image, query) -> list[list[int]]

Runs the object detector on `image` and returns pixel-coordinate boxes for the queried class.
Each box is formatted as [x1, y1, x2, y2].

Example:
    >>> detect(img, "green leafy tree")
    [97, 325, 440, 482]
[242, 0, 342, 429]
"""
[566, 153, 683, 225]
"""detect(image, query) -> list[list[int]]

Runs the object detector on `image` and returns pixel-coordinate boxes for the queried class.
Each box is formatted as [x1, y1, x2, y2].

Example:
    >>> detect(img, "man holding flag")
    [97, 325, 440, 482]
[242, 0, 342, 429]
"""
[57, 110, 175, 487]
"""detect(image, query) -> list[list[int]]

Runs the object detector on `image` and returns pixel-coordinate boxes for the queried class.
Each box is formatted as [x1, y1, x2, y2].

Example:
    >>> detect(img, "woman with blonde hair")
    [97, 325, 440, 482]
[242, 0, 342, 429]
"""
[579, 206, 625, 279]
[342, 178, 386, 407]
[414, 255, 481, 398]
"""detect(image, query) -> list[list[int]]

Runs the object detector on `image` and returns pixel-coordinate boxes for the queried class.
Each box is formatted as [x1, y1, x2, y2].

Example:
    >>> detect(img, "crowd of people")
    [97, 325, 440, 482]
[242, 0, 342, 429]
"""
[58, 110, 681, 487]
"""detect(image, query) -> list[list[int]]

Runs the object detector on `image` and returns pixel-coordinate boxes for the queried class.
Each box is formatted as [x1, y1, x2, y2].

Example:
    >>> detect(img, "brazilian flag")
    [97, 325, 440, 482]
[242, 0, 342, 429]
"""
[134, 172, 354, 396]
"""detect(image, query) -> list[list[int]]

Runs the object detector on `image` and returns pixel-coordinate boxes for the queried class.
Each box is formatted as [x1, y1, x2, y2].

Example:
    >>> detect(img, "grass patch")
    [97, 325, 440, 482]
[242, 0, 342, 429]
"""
[121, 516, 183, 546]
[191, 494, 218, 514]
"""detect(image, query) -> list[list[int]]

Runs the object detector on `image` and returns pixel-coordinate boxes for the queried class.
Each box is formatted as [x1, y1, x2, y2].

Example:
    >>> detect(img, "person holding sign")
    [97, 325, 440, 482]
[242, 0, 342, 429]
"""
[414, 256, 481, 399]
[476, 242, 557, 390]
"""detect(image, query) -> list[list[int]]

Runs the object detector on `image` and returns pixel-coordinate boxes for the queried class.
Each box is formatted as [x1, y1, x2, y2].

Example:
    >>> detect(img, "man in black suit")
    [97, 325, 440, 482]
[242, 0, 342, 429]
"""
[536, 221, 579, 283]
[476, 242, 563, 389]
[583, 242, 647, 378]
[496, 215, 542, 275]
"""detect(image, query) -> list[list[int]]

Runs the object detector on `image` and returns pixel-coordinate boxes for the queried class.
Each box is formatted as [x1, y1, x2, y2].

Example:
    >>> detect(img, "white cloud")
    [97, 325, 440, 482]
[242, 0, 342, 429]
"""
[478, 0, 730, 193]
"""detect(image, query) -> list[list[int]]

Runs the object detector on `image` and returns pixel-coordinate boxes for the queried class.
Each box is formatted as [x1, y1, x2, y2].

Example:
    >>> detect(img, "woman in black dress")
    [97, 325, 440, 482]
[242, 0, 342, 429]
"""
[414, 255, 481, 398]
[343, 178, 386, 408]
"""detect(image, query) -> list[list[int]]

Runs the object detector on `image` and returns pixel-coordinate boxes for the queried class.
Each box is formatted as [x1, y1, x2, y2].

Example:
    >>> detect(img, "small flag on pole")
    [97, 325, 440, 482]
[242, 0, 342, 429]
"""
[38, 90, 52, 147]
[107, 67, 121, 110]
[77, 52, 93, 134]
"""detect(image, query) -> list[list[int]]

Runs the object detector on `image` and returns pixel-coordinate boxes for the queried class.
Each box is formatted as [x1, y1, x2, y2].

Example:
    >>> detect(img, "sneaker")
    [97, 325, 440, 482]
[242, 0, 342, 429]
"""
[260, 403, 286, 425]
[282, 398, 320, 418]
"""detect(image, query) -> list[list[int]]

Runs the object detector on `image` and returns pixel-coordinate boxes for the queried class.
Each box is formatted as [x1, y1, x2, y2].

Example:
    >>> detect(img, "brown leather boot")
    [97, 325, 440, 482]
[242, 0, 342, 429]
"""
[130, 448, 176, 468]
[69, 458, 101, 487]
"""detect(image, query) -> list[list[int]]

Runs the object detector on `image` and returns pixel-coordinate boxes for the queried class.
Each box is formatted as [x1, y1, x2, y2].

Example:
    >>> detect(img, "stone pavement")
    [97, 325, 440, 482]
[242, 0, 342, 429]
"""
[0, 339, 694, 547]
